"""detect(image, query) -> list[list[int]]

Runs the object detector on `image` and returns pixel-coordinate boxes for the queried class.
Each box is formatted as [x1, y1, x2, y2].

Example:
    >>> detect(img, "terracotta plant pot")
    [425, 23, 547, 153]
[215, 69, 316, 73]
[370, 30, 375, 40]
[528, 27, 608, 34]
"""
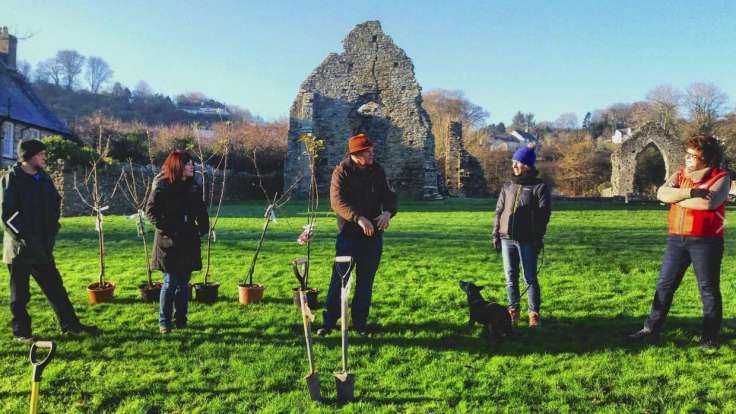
[87, 281, 115, 304]
[138, 282, 162, 303]
[238, 283, 265, 305]
[193, 282, 220, 304]
[292, 287, 319, 309]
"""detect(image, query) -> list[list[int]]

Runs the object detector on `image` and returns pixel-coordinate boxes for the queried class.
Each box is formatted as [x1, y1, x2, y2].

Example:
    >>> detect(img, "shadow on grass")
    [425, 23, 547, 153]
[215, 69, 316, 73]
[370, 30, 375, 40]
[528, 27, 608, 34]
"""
[48, 315, 735, 363]
[313, 317, 735, 357]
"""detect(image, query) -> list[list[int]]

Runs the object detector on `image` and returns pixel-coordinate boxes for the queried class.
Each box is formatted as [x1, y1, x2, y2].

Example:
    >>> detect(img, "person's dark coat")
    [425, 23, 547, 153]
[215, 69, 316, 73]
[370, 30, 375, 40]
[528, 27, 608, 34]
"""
[146, 174, 209, 274]
[1, 164, 61, 264]
[330, 157, 398, 237]
[492, 169, 551, 243]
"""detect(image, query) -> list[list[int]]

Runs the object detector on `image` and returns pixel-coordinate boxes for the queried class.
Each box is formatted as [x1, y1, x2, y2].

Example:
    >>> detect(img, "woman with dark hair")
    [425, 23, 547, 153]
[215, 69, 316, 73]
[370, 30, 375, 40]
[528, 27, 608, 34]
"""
[146, 150, 209, 334]
[629, 135, 730, 349]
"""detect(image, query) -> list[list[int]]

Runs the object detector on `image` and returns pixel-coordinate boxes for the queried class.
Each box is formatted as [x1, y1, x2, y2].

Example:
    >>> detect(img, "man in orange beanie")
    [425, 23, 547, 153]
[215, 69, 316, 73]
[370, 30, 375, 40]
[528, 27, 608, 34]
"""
[317, 133, 397, 336]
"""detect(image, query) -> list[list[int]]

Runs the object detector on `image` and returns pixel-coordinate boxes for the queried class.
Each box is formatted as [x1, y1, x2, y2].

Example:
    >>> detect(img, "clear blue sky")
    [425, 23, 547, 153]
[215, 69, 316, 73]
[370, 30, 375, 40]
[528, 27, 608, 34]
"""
[4, 0, 736, 125]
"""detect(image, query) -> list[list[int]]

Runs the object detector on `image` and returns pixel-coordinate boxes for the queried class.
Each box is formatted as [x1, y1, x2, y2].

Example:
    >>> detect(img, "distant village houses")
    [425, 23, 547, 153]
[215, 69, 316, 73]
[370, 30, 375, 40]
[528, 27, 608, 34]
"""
[0, 26, 70, 167]
[176, 101, 231, 118]
[487, 129, 538, 151]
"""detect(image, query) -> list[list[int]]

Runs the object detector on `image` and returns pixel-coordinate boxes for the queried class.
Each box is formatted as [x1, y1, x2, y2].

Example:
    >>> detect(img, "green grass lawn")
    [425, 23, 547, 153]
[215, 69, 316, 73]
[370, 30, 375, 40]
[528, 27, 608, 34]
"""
[1, 198, 735, 413]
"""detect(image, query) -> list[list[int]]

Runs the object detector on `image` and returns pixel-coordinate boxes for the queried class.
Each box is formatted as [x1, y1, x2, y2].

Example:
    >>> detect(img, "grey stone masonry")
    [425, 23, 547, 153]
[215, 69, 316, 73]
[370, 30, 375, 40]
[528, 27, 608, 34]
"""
[445, 121, 466, 196]
[610, 125, 685, 197]
[285, 21, 440, 199]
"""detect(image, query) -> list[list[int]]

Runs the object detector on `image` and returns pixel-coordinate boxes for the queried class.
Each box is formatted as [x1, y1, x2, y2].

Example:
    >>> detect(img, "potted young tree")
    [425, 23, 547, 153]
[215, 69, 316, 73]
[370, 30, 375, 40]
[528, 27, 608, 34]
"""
[119, 157, 159, 302]
[192, 140, 230, 304]
[238, 151, 300, 304]
[291, 133, 324, 309]
[74, 117, 119, 304]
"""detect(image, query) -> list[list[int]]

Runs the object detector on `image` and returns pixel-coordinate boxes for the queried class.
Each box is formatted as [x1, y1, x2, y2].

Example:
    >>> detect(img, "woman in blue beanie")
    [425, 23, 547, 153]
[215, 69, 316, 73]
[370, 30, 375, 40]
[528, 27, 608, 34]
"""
[491, 144, 551, 327]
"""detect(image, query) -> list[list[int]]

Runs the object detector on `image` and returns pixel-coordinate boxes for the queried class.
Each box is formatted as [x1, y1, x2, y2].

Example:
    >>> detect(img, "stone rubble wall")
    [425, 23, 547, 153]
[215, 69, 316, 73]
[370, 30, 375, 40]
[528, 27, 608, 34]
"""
[610, 127, 685, 197]
[285, 20, 440, 199]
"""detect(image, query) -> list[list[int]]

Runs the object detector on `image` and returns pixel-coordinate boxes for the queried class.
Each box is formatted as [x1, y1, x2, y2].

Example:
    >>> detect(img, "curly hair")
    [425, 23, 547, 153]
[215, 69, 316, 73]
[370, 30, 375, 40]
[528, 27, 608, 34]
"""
[685, 134, 722, 167]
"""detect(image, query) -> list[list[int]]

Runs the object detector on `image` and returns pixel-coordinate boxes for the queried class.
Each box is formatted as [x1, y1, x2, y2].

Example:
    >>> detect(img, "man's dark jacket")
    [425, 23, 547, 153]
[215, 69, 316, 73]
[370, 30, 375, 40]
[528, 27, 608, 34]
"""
[330, 157, 398, 237]
[492, 170, 551, 242]
[1, 164, 61, 264]
[146, 175, 209, 274]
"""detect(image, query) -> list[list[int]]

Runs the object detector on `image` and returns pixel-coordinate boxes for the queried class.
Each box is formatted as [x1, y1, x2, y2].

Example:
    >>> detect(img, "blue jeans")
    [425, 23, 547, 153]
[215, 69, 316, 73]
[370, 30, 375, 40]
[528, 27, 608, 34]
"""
[159, 272, 191, 328]
[323, 233, 383, 329]
[645, 236, 723, 339]
[501, 239, 541, 312]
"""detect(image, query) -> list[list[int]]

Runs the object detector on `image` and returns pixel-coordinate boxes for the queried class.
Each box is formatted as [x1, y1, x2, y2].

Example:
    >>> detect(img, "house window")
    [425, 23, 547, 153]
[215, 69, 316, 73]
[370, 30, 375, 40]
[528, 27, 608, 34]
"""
[27, 129, 40, 140]
[2, 122, 14, 158]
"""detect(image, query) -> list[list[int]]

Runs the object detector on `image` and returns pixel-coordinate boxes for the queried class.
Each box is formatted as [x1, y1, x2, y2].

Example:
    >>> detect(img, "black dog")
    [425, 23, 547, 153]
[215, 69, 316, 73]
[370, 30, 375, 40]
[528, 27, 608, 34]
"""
[459, 280, 512, 342]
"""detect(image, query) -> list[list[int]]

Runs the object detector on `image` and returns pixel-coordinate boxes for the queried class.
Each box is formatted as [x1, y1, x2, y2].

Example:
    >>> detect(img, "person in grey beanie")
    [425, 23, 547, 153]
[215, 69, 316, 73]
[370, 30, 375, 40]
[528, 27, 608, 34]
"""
[491, 143, 551, 328]
[0, 139, 99, 342]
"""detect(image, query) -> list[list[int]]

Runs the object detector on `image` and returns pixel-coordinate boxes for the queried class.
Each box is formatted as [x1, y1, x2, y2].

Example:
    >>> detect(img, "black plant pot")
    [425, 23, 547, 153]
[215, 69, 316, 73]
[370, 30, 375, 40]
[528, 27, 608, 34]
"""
[292, 287, 319, 309]
[139, 282, 162, 303]
[193, 282, 220, 304]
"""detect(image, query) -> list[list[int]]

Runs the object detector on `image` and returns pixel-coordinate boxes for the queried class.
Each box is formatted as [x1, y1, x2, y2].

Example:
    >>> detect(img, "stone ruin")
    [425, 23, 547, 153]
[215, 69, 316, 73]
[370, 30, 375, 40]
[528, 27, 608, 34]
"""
[284, 21, 441, 199]
[610, 127, 685, 197]
[444, 121, 469, 196]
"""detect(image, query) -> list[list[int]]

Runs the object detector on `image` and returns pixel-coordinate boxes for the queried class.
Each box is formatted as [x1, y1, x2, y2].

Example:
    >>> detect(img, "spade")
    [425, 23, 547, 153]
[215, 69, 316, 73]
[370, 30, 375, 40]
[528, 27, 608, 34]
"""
[334, 256, 356, 404]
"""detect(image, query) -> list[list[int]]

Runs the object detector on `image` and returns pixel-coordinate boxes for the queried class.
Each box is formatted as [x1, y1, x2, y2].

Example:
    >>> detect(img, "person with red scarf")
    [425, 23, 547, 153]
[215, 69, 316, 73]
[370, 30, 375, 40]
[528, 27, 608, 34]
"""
[628, 135, 730, 349]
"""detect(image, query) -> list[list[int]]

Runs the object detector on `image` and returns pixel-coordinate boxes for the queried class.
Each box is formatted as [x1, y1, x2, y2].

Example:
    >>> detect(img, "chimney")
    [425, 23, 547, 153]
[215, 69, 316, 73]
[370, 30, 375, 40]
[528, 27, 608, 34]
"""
[0, 26, 17, 70]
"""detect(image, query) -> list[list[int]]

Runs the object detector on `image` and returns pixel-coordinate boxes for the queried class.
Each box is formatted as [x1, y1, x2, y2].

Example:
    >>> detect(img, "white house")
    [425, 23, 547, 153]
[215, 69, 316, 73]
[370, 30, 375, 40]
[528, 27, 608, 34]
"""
[612, 128, 633, 144]
[488, 129, 537, 151]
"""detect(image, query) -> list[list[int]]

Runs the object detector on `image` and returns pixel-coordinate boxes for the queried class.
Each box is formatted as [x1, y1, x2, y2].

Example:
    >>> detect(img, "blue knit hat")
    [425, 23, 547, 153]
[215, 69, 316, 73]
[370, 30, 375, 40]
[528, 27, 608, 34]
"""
[512, 144, 536, 167]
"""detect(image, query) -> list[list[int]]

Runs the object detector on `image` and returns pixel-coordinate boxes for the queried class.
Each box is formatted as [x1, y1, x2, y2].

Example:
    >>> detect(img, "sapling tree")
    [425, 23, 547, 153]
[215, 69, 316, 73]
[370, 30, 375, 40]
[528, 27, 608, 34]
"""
[201, 139, 230, 286]
[295, 133, 325, 291]
[119, 158, 155, 288]
[241, 150, 301, 287]
[73, 118, 119, 290]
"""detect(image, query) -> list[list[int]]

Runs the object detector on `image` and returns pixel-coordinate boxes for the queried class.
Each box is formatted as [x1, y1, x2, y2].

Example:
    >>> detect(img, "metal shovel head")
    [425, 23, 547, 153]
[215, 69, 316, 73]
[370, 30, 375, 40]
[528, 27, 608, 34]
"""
[304, 371, 322, 401]
[335, 371, 355, 403]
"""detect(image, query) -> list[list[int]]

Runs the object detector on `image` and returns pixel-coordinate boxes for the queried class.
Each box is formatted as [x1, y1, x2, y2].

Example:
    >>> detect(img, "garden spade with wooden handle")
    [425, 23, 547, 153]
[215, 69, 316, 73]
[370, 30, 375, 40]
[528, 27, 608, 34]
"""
[334, 256, 356, 403]
[294, 258, 321, 401]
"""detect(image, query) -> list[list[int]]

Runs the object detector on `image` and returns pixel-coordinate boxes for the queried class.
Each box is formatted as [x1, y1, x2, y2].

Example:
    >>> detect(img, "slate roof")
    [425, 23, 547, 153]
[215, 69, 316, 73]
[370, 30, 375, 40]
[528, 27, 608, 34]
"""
[0, 61, 70, 135]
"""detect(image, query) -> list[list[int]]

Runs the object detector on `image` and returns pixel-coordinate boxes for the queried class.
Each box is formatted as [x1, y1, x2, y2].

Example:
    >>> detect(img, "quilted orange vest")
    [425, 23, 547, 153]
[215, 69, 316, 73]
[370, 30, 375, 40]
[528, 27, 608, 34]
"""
[667, 167, 729, 238]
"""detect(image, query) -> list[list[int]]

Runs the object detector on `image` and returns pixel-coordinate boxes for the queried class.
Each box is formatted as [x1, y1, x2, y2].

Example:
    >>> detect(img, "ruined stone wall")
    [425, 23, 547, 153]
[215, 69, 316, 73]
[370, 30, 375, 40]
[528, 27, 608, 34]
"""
[285, 21, 440, 199]
[445, 121, 464, 196]
[610, 130, 685, 196]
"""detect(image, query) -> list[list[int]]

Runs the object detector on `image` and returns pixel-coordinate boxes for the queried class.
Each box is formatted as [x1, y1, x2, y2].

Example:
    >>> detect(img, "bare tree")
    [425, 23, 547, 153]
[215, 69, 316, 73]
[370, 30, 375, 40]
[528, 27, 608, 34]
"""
[117, 130, 155, 289]
[35, 58, 63, 86]
[73, 117, 118, 291]
[646, 84, 682, 130]
[201, 140, 230, 286]
[55, 50, 86, 90]
[85, 56, 113, 93]
[423, 89, 489, 171]
[176, 91, 208, 105]
[241, 149, 301, 288]
[554, 113, 579, 130]
[423, 89, 489, 128]
[523, 113, 536, 130]
[16, 60, 32, 80]
[685, 82, 729, 131]
[133, 80, 153, 97]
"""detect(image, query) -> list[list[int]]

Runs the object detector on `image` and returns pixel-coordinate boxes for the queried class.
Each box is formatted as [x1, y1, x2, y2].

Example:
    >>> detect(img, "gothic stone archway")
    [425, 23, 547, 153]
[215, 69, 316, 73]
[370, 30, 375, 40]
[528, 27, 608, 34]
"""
[610, 131, 685, 196]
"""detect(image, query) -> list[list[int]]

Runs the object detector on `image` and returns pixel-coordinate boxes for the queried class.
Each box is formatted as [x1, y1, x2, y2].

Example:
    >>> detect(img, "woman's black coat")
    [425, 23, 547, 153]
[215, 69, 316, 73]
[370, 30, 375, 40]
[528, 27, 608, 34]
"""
[146, 175, 209, 274]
